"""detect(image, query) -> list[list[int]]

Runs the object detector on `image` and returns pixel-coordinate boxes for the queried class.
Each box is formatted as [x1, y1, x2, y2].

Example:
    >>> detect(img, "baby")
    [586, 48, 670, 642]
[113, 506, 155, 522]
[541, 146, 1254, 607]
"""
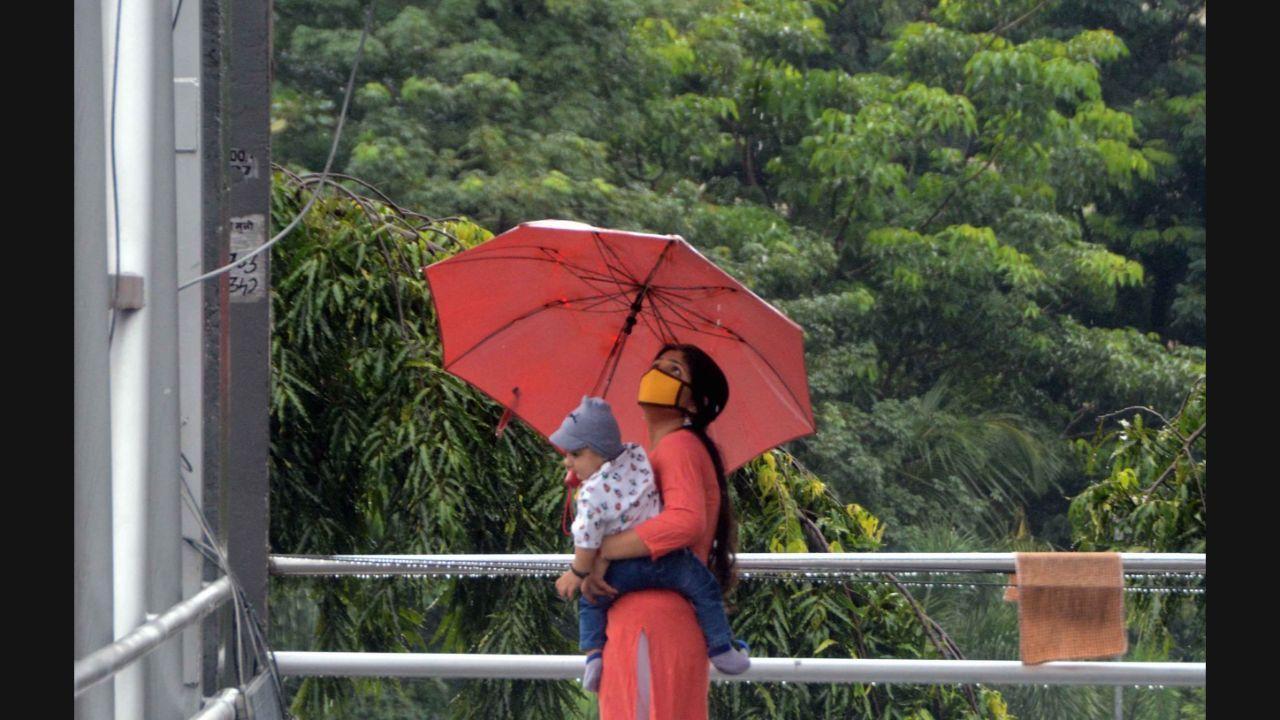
[550, 396, 750, 692]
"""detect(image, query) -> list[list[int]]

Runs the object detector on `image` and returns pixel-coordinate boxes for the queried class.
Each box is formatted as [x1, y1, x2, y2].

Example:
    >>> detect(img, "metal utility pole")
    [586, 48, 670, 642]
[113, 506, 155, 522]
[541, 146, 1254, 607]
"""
[196, 0, 235, 697]
[103, 0, 184, 716]
[195, 0, 274, 690]
[223, 0, 274, 644]
[74, 0, 115, 717]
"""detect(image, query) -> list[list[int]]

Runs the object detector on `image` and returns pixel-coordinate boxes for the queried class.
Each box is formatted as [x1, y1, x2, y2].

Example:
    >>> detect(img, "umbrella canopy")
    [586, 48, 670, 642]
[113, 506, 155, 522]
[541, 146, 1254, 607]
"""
[423, 220, 814, 472]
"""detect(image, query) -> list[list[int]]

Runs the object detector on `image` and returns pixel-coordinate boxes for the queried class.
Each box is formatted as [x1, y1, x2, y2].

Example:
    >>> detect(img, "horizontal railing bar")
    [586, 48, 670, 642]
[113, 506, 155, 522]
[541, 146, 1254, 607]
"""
[269, 553, 1206, 576]
[272, 651, 1205, 687]
[188, 688, 241, 720]
[74, 576, 234, 697]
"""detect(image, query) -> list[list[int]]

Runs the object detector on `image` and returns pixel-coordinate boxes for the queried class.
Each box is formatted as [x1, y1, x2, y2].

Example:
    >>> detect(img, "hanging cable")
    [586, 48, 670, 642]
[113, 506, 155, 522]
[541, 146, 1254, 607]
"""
[107, 0, 123, 344]
[179, 475, 290, 718]
[177, 0, 376, 292]
[177, 485, 247, 690]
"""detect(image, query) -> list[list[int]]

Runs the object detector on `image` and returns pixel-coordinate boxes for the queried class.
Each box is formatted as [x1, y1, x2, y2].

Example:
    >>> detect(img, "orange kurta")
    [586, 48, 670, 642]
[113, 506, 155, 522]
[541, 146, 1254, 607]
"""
[597, 429, 721, 720]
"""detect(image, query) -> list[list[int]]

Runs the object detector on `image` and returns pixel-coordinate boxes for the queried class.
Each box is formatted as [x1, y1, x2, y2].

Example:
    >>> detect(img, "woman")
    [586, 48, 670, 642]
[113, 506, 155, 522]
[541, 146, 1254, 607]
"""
[580, 343, 738, 719]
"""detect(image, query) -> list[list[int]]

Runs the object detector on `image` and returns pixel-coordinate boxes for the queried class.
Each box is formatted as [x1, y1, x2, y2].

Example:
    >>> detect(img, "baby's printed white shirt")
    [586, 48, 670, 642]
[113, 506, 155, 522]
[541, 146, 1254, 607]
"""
[570, 443, 661, 549]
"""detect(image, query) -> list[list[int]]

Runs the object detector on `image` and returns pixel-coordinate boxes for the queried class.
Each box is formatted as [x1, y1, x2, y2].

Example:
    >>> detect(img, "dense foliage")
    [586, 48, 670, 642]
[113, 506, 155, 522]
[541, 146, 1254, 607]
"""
[268, 1, 1206, 718]
[1072, 378, 1205, 555]
[273, 0, 1204, 544]
[1072, 376, 1205, 665]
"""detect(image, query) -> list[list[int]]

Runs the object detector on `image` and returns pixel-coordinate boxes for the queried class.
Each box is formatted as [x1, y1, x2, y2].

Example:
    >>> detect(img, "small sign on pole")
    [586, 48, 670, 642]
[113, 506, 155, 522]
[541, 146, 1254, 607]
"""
[228, 214, 266, 302]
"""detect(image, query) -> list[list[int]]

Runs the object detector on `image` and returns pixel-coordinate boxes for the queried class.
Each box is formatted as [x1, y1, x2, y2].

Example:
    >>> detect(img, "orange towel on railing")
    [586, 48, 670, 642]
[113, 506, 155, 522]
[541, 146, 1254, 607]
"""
[1003, 552, 1127, 665]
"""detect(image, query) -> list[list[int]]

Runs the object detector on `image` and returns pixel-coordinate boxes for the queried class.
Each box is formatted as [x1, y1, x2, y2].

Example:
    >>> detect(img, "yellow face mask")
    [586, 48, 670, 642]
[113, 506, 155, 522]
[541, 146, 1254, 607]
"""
[638, 367, 690, 408]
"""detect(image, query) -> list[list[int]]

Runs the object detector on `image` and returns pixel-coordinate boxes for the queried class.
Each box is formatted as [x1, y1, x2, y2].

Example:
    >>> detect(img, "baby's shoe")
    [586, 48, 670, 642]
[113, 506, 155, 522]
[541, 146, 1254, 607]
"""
[709, 639, 750, 675]
[583, 651, 604, 693]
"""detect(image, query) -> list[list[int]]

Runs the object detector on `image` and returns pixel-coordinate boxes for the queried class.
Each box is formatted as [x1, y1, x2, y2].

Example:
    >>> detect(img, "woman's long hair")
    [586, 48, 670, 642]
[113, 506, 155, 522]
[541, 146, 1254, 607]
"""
[655, 343, 738, 596]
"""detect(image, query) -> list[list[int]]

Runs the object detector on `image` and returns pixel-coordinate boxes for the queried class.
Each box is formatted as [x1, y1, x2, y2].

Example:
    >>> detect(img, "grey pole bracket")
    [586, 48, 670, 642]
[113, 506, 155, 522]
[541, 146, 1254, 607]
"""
[108, 273, 145, 310]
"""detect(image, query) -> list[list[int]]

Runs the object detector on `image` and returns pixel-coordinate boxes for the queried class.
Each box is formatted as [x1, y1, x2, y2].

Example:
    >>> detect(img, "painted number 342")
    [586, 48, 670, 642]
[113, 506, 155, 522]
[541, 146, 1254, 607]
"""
[228, 251, 259, 296]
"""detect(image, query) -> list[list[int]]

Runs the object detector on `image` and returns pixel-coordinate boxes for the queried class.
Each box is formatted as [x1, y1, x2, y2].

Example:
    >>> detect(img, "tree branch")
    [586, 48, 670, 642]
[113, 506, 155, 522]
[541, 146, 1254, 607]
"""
[981, 0, 1052, 51]
[884, 574, 982, 714]
[1096, 405, 1173, 428]
[915, 140, 1004, 234]
[1142, 421, 1205, 496]
[1059, 402, 1097, 439]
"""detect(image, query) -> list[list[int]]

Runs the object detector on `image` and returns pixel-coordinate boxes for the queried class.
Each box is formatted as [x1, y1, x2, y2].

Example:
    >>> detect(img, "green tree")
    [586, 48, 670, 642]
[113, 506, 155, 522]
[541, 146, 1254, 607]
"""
[270, 2, 1205, 549]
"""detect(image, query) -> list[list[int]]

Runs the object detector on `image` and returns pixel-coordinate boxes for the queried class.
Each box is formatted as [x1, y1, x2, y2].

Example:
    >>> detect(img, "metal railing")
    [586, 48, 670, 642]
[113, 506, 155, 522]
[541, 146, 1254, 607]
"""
[74, 576, 234, 697]
[188, 688, 241, 720]
[269, 552, 1206, 577]
[273, 652, 1206, 687]
[268, 553, 1205, 690]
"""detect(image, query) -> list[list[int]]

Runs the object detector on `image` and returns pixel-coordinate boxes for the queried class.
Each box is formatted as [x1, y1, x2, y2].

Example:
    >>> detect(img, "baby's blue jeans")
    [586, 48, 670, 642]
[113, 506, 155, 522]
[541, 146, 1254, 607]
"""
[578, 548, 735, 656]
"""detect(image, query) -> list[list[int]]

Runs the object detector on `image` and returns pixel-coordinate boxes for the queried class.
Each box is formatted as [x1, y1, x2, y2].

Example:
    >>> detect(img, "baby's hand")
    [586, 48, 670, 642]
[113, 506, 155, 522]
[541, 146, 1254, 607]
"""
[555, 570, 580, 601]
[581, 557, 617, 604]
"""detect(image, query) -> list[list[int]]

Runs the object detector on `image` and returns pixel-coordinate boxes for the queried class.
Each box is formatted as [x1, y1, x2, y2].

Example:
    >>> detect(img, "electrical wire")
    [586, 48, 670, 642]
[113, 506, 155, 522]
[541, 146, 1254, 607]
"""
[187, 534, 289, 713]
[180, 475, 290, 718]
[182, 521, 287, 719]
[108, 0, 123, 344]
[177, 484, 246, 685]
[171, 0, 184, 30]
[179, 480, 273, 703]
[177, 1, 376, 292]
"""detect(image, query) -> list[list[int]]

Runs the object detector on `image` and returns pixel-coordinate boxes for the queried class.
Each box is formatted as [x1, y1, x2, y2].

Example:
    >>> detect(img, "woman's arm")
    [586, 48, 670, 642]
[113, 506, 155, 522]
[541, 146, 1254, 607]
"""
[597, 529, 650, 560]
[602, 432, 708, 562]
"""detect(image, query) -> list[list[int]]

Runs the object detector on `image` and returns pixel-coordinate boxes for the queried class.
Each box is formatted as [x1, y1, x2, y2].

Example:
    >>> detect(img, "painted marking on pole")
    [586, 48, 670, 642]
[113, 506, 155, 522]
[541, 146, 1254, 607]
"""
[228, 148, 258, 179]
[228, 215, 266, 302]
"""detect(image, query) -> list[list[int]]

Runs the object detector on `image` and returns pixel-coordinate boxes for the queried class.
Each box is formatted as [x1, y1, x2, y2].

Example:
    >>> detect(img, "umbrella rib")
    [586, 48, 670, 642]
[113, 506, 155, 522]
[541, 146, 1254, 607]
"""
[648, 291, 738, 340]
[593, 232, 644, 284]
[527, 244, 638, 312]
[535, 246, 641, 289]
[637, 305, 675, 345]
[652, 285, 741, 302]
[445, 242, 577, 258]
[557, 273, 637, 313]
[440, 243, 627, 285]
[438, 249, 636, 316]
[443, 290, 634, 370]
[643, 289, 684, 343]
[591, 232, 642, 302]
[592, 240, 678, 397]
[649, 293, 811, 426]
[654, 283, 742, 292]
[573, 294, 634, 313]
[442, 252, 622, 287]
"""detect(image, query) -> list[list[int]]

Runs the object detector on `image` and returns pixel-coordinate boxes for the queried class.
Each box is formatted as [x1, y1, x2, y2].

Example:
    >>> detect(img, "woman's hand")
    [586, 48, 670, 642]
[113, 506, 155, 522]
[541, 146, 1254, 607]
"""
[580, 556, 617, 604]
[555, 570, 581, 601]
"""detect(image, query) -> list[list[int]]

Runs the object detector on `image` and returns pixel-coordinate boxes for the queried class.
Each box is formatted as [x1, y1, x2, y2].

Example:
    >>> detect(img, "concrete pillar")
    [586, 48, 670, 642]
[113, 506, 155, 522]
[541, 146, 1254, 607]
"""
[75, 0, 115, 716]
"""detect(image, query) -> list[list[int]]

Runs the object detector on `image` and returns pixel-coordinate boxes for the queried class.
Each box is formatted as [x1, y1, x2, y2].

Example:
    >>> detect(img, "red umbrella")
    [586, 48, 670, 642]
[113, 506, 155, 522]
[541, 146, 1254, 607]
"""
[422, 220, 814, 472]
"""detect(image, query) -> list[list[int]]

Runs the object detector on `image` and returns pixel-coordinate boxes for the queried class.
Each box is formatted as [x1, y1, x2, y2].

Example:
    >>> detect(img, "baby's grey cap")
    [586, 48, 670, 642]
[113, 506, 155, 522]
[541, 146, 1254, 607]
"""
[550, 395, 624, 461]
